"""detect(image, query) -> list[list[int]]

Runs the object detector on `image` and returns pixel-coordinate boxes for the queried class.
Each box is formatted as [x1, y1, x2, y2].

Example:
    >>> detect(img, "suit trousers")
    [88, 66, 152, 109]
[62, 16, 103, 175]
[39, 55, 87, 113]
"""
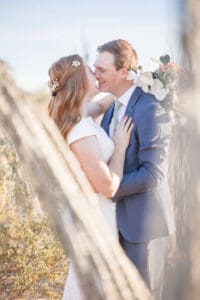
[119, 232, 171, 300]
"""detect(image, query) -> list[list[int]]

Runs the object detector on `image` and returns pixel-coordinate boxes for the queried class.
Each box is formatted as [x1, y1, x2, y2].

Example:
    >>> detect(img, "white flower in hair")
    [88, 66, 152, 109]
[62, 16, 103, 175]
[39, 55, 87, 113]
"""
[46, 78, 60, 96]
[72, 60, 81, 67]
[51, 78, 59, 90]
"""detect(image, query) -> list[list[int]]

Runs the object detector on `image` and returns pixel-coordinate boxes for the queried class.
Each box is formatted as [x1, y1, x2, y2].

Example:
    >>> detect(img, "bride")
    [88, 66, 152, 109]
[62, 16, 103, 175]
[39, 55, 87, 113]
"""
[48, 54, 133, 299]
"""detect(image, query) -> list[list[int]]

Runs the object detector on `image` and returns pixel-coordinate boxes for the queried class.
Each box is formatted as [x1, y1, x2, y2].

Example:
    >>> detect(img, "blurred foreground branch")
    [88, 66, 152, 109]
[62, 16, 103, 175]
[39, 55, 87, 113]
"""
[184, 1, 200, 299]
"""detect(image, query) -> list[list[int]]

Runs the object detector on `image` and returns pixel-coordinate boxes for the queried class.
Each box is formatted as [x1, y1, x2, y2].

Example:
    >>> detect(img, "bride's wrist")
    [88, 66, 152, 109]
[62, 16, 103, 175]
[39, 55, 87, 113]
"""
[115, 144, 126, 154]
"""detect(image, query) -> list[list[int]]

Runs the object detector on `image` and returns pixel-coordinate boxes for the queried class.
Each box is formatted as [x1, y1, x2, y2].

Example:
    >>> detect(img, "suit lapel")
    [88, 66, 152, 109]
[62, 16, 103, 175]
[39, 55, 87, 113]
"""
[101, 87, 142, 134]
[125, 87, 142, 117]
[101, 103, 115, 134]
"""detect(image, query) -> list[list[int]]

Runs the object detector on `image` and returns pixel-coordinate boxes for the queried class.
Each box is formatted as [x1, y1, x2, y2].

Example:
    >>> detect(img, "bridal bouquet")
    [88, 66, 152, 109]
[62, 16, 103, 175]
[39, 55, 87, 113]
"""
[136, 54, 181, 101]
[128, 54, 185, 125]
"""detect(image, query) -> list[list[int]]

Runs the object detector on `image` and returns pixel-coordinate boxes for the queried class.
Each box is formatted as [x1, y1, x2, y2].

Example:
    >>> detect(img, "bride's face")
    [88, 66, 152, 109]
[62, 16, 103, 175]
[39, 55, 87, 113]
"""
[85, 65, 99, 100]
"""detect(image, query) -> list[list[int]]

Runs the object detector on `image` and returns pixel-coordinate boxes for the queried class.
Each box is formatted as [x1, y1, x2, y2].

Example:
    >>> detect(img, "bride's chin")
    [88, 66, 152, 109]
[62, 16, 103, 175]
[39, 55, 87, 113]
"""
[98, 84, 107, 93]
[93, 86, 100, 96]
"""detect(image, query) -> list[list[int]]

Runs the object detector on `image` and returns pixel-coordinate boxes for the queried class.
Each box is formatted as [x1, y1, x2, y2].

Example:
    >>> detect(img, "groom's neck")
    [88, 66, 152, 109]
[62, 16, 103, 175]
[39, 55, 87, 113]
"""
[113, 81, 135, 98]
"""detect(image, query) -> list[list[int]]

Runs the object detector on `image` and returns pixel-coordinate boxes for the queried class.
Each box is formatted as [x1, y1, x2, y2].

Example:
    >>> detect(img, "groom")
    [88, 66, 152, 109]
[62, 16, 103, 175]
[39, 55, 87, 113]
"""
[94, 39, 175, 300]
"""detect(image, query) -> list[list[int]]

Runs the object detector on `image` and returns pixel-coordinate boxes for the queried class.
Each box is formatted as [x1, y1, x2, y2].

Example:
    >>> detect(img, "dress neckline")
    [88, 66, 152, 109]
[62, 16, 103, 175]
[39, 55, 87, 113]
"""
[81, 116, 93, 121]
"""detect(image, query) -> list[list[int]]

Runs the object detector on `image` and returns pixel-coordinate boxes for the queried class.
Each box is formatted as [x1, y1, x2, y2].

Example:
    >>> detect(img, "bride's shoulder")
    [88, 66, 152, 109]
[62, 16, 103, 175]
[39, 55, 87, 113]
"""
[66, 117, 97, 145]
[73, 117, 95, 131]
[74, 116, 94, 127]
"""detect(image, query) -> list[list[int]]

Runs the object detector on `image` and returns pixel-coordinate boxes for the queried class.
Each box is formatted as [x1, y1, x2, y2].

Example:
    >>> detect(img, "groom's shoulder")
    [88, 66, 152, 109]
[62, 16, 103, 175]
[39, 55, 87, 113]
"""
[136, 88, 163, 114]
[137, 88, 157, 105]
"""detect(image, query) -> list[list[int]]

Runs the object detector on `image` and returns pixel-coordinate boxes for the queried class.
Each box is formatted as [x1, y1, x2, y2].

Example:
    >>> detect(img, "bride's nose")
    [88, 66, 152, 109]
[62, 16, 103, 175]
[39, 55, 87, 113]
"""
[95, 69, 100, 79]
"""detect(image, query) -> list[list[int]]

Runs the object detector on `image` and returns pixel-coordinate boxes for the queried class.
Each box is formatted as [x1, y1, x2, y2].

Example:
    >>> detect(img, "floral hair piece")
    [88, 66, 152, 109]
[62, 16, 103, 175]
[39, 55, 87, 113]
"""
[72, 60, 81, 68]
[46, 78, 60, 96]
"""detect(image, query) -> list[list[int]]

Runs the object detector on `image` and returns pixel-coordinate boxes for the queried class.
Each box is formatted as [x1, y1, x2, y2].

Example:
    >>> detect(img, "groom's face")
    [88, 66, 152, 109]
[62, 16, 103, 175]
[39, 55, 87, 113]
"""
[94, 52, 125, 94]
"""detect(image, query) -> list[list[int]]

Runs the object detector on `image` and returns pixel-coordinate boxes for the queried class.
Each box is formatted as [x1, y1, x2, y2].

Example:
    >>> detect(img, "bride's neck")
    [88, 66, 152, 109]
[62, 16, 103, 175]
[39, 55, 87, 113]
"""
[80, 96, 89, 118]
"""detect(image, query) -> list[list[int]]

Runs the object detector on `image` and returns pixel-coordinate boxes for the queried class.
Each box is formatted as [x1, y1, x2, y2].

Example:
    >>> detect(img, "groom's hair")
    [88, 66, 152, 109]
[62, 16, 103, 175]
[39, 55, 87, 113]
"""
[97, 39, 138, 71]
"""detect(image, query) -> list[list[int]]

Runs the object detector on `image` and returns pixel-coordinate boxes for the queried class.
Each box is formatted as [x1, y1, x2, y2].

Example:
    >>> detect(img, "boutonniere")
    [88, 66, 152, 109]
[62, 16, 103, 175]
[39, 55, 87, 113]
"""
[126, 65, 138, 81]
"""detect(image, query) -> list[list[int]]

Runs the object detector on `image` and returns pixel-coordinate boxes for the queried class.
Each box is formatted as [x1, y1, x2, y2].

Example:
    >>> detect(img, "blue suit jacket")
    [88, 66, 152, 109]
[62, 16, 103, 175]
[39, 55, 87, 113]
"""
[101, 87, 176, 242]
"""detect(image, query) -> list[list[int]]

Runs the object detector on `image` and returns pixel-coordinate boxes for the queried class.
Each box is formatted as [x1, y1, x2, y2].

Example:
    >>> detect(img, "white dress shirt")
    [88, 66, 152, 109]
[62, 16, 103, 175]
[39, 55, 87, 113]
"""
[109, 84, 136, 137]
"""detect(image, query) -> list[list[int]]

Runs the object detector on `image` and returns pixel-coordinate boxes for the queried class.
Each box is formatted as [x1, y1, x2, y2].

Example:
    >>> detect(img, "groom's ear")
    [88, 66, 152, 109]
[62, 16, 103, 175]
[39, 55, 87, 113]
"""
[120, 67, 128, 79]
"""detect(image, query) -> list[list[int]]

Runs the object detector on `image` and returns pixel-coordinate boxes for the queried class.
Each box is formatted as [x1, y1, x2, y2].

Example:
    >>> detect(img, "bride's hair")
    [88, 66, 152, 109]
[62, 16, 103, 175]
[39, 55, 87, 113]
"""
[97, 39, 138, 71]
[48, 55, 88, 139]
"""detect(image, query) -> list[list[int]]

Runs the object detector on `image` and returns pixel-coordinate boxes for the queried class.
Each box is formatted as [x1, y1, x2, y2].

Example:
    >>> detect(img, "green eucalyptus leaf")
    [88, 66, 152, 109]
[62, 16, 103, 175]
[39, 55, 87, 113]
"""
[160, 54, 171, 65]
[128, 65, 133, 71]
[138, 65, 143, 71]
[152, 72, 159, 79]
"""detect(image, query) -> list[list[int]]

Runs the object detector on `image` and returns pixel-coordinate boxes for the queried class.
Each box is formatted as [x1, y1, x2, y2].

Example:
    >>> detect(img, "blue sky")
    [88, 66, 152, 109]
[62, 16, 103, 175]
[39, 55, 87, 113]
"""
[0, 0, 183, 92]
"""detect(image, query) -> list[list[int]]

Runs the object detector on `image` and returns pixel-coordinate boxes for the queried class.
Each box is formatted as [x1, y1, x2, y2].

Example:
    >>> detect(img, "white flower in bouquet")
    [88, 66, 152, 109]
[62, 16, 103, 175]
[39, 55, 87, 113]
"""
[136, 53, 185, 126]
[137, 71, 154, 93]
[137, 79, 149, 93]
[137, 54, 178, 101]
[150, 78, 168, 101]
[126, 69, 137, 81]
[139, 71, 154, 86]
[153, 87, 168, 101]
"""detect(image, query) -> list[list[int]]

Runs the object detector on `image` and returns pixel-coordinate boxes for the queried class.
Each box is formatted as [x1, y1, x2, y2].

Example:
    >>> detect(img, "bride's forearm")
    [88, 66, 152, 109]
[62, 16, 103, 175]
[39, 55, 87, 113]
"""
[108, 145, 126, 192]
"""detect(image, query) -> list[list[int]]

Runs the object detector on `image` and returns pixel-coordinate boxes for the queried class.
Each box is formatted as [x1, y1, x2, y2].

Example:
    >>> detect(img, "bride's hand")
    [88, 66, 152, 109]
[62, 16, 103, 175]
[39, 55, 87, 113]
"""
[113, 116, 134, 150]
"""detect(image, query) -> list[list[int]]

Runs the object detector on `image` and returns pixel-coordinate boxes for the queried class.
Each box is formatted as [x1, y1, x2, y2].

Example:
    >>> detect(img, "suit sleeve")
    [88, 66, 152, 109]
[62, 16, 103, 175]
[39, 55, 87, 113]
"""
[112, 100, 171, 202]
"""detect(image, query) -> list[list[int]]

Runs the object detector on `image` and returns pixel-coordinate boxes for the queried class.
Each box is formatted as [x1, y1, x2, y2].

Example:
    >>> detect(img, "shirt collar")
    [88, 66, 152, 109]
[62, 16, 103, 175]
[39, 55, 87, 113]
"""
[118, 84, 136, 107]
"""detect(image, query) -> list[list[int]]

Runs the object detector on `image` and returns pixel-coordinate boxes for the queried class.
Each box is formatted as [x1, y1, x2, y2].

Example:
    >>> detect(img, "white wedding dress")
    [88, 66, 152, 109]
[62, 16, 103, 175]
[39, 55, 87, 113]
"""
[63, 117, 117, 300]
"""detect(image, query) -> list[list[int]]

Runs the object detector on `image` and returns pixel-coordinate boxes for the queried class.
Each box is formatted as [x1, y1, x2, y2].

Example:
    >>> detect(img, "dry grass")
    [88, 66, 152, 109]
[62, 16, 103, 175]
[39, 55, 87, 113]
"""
[0, 140, 69, 300]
